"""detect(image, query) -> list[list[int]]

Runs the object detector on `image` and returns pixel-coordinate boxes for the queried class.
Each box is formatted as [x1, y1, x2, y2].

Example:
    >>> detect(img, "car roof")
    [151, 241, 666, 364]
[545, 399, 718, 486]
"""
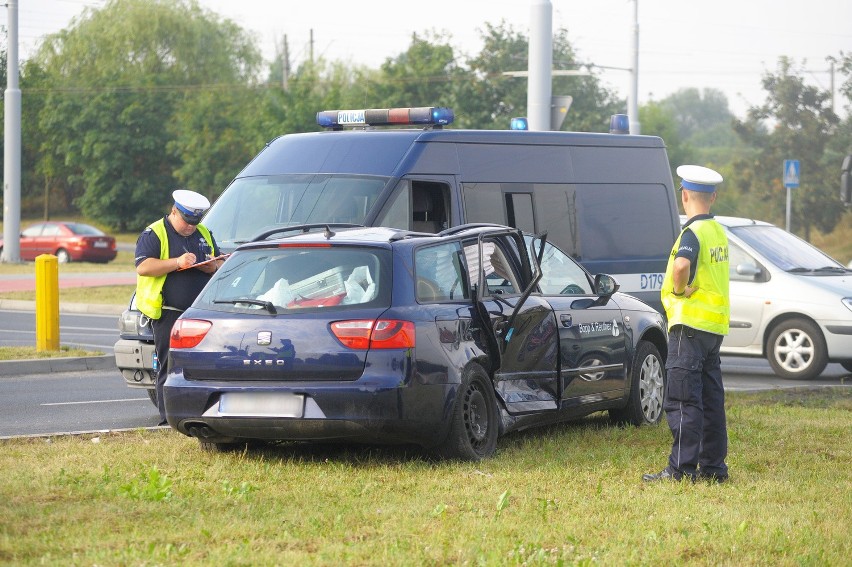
[679, 214, 776, 229]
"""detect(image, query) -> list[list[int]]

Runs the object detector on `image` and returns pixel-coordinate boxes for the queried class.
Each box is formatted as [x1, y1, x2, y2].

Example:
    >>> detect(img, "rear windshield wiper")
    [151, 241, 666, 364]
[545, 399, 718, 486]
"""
[214, 299, 277, 314]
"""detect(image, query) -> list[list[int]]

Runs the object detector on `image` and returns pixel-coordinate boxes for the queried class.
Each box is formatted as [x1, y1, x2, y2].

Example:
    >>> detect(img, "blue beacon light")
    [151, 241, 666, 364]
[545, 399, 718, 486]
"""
[609, 114, 630, 135]
[510, 117, 529, 130]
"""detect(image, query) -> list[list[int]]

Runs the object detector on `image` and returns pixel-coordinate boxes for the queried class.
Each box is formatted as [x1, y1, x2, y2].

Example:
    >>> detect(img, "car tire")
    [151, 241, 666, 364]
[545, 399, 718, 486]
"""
[766, 318, 827, 380]
[609, 340, 665, 425]
[840, 361, 852, 373]
[437, 363, 499, 461]
[146, 388, 158, 407]
[55, 248, 71, 263]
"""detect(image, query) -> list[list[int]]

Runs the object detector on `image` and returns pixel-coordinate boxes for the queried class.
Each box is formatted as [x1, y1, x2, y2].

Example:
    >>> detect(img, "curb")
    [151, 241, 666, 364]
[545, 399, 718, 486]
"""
[0, 354, 116, 376]
[0, 299, 125, 315]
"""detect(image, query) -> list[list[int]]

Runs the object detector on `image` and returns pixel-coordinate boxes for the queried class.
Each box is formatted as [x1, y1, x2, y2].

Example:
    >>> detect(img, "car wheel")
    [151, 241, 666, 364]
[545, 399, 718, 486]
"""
[841, 361, 852, 373]
[146, 388, 158, 407]
[55, 248, 71, 263]
[766, 318, 827, 380]
[610, 340, 665, 425]
[438, 363, 499, 461]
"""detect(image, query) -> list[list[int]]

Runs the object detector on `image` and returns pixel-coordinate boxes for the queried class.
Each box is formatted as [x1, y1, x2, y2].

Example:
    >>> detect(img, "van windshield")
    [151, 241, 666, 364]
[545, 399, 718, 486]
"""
[731, 225, 845, 272]
[203, 174, 389, 249]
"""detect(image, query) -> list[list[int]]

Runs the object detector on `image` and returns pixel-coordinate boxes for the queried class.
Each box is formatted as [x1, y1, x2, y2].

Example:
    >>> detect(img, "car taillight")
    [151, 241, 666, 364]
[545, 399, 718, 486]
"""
[330, 319, 415, 350]
[170, 319, 212, 349]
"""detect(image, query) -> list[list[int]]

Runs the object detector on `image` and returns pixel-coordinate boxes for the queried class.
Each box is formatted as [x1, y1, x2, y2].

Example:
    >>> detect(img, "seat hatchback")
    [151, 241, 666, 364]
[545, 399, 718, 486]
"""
[164, 224, 667, 460]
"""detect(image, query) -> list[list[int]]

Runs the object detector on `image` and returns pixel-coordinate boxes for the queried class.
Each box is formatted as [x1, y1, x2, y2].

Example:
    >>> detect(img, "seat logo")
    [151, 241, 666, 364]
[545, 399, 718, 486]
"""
[257, 331, 272, 345]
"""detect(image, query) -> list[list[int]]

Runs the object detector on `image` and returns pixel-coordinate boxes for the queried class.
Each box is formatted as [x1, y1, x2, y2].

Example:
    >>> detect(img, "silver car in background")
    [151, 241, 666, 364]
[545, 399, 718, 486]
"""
[708, 216, 852, 380]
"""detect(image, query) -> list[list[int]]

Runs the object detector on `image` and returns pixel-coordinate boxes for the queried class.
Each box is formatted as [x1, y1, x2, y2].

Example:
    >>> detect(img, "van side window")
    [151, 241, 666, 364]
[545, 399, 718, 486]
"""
[376, 179, 450, 233]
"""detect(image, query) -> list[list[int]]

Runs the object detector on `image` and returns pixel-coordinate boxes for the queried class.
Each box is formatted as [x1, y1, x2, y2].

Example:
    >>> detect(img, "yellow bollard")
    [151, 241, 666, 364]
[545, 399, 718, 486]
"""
[35, 254, 60, 351]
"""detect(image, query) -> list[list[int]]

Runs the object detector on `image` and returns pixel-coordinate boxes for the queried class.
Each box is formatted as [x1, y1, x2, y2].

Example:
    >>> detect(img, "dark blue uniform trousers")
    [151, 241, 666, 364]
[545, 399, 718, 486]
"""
[152, 308, 183, 422]
[664, 325, 728, 479]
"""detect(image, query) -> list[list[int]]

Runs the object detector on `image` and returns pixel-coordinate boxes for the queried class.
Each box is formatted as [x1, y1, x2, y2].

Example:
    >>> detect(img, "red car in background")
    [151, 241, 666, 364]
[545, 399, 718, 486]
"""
[0, 221, 117, 263]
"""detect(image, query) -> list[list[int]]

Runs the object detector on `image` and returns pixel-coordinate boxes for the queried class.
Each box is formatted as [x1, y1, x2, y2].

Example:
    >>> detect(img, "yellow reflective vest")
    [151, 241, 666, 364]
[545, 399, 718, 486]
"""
[661, 218, 730, 335]
[136, 219, 214, 320]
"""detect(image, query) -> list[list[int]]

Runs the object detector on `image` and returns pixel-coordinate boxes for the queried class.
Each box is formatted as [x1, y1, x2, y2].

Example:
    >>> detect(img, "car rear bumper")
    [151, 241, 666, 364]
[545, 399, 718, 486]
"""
[163, 373, 456, 447]
[114, 339, 156, 388]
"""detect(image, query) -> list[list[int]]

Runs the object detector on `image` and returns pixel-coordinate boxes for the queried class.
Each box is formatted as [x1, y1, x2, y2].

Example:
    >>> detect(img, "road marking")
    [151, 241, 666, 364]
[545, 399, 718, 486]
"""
[41, 398, 147, 406]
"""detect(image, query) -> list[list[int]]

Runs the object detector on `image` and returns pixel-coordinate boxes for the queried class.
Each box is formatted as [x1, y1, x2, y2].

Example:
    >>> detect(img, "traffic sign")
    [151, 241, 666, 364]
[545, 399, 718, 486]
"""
[783, 159, 800, 188]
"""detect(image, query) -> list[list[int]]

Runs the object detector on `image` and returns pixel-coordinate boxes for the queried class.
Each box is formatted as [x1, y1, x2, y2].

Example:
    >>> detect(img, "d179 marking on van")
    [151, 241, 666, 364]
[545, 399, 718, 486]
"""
[609, 273, 665, 293]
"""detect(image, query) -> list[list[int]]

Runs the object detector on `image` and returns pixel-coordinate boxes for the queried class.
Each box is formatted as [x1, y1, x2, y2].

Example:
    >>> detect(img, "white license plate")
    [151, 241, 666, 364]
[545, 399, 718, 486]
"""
[218, 392, 304, 417]
[93, 241, 108, 248]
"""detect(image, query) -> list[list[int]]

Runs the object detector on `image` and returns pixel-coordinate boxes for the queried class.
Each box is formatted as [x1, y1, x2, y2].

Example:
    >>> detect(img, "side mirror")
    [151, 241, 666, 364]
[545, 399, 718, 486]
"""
[735, 262, 761, 277]
[594, 274, 620, 297]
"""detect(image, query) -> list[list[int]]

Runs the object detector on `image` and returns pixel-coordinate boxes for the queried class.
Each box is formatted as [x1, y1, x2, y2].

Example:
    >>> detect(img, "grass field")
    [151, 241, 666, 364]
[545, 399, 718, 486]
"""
[1, 388, 849, 565]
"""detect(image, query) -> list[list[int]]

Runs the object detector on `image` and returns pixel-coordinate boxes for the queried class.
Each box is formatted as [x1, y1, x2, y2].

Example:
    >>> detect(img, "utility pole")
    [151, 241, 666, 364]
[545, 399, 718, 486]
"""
[2, 0, 22, 263]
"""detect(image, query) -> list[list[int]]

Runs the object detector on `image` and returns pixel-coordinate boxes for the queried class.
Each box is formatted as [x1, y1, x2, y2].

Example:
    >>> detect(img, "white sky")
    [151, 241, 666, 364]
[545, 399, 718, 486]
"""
[6, 0, 852, 119]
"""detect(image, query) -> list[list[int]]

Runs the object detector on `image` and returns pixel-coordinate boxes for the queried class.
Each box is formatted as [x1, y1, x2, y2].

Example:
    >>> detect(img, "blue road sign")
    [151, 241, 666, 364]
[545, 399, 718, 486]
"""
[783, 159, 800, 188]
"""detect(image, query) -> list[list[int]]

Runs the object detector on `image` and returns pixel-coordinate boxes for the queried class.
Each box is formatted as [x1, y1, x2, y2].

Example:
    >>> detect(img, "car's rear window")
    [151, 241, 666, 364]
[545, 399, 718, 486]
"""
[196, 246, 392, 314]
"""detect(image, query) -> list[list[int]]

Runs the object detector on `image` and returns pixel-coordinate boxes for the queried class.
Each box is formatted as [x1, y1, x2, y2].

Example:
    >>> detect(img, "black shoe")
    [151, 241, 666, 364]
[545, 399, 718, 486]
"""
[157, 419, 168, 426]
[643, 468, 688, 482]
[697, 473, 728, 484]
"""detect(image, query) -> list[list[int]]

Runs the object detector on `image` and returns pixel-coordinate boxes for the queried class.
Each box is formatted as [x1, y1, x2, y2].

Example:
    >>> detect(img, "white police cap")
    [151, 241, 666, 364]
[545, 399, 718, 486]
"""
[676, 165, 723, 193]
[172, 189, 210, 225]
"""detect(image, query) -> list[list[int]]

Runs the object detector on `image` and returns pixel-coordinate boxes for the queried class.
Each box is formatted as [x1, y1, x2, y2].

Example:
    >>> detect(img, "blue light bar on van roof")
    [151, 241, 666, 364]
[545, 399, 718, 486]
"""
[316, 107, 454, 129]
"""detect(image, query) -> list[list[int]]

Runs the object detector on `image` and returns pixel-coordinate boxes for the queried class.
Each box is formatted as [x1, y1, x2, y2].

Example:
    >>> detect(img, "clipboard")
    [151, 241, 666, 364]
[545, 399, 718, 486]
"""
[177, 254, 230, 271]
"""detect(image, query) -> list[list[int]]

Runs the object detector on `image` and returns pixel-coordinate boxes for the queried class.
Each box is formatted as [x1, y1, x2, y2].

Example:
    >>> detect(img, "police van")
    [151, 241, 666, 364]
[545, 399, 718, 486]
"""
[203, 107, 680, 311]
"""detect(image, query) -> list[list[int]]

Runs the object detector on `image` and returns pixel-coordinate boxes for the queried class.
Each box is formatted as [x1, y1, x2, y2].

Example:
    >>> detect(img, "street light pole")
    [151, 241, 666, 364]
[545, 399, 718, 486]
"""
[628, 0, 640, 134]
[2, 0, 22, 263]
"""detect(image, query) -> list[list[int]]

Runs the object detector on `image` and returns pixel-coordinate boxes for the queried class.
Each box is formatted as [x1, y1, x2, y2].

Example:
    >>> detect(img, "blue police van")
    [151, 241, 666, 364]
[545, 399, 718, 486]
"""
[115, 107, 680, 399]
[203, 107, 679, 311]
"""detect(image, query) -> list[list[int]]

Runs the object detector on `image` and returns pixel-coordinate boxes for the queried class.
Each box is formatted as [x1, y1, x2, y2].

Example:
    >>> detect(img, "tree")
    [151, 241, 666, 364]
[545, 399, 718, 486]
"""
[30, 0, 261, 231]
[731, 57, 841, 238]
[460, 23, 622, 131]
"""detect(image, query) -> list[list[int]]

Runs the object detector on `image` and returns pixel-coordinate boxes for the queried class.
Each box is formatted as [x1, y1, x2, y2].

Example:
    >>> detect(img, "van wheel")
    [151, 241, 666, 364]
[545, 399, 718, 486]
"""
[767, 318, 827, 380]
[610, 340, 665, 425]
[438, 363, 499, 461]
[841, 361, 852, 373]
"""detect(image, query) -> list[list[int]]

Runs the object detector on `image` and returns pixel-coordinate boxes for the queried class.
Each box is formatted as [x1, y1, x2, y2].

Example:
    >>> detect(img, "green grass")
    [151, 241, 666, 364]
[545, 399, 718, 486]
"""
[1, 388, 849, 565]
[0, 346, 103, 360]
[0, 284, 134, 305]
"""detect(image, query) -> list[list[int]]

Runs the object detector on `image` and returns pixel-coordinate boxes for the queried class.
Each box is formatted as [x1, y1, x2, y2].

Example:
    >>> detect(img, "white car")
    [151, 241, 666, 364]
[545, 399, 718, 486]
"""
[681, 215, 852, 380]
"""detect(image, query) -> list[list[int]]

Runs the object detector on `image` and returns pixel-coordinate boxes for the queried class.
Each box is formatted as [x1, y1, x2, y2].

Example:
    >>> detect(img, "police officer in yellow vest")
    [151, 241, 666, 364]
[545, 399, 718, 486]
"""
[135, 189, 222, 425]
[644, 165, 730, 483]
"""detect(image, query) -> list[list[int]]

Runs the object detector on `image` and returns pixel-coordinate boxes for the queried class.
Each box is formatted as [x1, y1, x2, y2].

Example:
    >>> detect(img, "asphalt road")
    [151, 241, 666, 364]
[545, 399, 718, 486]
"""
[0, 369, 161, 438]
[0, 308, 120, 353]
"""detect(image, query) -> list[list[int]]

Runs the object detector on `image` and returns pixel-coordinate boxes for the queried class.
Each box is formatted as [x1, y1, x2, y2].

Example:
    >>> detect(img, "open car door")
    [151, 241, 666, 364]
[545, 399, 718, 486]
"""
[466, 230, 559, 415]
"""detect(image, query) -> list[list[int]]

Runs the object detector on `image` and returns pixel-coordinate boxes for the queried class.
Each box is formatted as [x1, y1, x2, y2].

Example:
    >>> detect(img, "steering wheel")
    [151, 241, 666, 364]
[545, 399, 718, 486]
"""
[560, 284, 585, 295]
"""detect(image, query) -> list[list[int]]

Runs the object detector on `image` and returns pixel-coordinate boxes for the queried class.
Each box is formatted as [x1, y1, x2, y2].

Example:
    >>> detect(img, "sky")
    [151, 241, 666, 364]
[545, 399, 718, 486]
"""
[5, 0, 852, 119]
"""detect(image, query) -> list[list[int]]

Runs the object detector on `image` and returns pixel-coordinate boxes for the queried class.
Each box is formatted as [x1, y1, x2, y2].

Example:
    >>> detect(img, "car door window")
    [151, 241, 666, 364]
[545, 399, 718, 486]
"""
[22, 224, 44, 237]
[530, 238, 593, 295]
[729, 241, 765, 282]
[462, 239, 521, 297]
[415, 242, 468, 302]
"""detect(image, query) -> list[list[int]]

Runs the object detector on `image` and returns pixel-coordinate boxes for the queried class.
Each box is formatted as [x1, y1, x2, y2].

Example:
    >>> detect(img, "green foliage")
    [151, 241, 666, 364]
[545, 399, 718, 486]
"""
[731, 57, 841, 237]
[27, 0, 262, 231]
[120, 465, 173, 502]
